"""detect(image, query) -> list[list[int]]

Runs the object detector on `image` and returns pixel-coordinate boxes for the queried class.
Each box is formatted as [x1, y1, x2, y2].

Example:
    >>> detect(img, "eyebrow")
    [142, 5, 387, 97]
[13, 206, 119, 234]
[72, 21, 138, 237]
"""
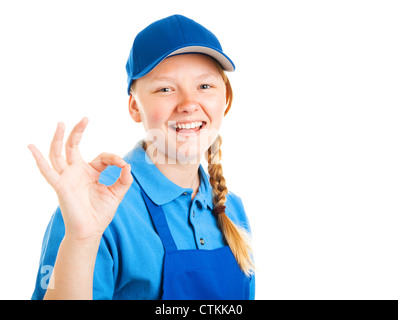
[196, 72, 219, 80]
[151, 72, 219, 82]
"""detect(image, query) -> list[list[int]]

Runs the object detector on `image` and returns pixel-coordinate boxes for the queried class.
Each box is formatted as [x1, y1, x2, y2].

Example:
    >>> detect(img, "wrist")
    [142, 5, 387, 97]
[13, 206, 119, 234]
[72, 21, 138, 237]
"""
[63, 232, 102, 251]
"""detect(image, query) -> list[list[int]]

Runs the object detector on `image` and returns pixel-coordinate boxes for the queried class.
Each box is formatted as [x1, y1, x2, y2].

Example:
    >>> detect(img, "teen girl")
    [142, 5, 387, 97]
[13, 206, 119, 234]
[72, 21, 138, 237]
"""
[30, 14, 255, 300]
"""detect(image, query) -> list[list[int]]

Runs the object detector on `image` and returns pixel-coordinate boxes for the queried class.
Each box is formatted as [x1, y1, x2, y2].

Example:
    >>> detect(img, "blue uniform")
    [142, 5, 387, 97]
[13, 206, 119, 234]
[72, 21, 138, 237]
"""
[31, 141, 255, 299]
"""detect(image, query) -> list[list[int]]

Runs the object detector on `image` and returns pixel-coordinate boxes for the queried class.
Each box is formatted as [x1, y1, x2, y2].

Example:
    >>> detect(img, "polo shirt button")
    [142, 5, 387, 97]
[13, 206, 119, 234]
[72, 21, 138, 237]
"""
[200, 238, 205, 245]
[182, 192, 187, 195]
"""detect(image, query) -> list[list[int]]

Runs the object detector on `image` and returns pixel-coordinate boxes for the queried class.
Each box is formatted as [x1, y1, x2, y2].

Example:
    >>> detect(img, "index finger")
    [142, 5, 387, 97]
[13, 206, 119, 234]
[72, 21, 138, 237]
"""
[89, 153, 128, 173]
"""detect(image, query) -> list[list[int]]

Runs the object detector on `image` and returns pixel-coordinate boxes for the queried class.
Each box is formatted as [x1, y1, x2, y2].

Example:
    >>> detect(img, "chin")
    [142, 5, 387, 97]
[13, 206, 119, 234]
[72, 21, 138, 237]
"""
[170, 139, 205, 164]
[145, 127, 218, 165]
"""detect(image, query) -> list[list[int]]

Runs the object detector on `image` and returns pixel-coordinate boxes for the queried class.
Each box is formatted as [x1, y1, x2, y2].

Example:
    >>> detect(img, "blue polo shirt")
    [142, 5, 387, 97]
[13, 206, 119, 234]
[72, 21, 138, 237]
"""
[31, 141, 255, 300]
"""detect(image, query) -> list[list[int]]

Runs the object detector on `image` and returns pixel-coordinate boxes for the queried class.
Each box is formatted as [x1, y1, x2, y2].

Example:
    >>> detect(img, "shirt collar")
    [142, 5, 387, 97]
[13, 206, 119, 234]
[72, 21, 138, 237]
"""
[124, 141, 213, 209]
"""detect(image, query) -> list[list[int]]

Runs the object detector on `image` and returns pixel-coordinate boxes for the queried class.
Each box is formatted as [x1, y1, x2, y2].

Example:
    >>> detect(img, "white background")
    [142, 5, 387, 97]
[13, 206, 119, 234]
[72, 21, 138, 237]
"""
[0, 0, 397, 300]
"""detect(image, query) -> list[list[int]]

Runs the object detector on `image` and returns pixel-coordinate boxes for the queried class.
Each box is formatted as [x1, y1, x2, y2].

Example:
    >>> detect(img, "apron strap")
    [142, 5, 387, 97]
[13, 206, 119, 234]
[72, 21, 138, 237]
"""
[140, 189, 178, 253]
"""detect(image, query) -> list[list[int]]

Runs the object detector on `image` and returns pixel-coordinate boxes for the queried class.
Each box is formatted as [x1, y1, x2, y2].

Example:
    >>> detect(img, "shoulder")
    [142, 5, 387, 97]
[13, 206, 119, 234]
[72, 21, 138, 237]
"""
[226, 191, 244, 210]
[225, 191, 251, 233]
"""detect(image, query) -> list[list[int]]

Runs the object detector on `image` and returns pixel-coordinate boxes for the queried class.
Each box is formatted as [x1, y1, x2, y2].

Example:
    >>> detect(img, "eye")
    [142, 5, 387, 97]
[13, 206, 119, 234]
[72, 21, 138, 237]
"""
[158, 87, 172, 93]
[199, 84, 212, 90]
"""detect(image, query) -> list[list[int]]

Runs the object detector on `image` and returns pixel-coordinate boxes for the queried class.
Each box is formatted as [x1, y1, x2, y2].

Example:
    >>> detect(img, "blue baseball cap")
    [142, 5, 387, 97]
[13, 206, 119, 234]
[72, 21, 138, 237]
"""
[126, 14, 235, 94]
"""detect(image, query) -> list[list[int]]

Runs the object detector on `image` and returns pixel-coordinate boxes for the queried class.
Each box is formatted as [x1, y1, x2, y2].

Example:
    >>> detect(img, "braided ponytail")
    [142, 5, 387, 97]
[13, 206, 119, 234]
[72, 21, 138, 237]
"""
[207, 136, 254, 276]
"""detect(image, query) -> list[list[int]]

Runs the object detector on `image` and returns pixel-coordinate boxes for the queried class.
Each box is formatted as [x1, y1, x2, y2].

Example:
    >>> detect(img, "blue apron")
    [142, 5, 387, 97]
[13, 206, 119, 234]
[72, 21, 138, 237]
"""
[140, 188, 251, 300]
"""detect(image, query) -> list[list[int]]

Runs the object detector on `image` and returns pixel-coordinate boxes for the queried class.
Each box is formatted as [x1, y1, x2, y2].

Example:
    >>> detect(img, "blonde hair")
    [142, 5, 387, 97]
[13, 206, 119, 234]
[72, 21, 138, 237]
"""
[208, 64, 255, 276]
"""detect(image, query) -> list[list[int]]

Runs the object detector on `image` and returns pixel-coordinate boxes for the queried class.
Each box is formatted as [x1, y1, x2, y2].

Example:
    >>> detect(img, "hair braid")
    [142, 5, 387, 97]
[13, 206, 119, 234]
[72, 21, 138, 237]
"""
[207, 135, 254, 276]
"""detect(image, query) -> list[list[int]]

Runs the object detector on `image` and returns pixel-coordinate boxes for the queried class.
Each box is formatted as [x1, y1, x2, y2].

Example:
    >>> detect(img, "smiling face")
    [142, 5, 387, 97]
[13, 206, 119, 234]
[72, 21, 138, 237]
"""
[129, 54, 227, 164]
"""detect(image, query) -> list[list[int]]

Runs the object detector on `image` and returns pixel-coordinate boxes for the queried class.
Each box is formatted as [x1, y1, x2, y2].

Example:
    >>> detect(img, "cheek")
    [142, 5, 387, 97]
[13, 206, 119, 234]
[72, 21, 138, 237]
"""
[151, 108, 168, 124]
[142, 105, 171, 128]
[206, 96, 226, 127]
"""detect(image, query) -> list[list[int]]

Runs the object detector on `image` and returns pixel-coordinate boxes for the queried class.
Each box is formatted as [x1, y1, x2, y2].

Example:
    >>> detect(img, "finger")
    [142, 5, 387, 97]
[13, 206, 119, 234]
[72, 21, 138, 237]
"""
[108, 164, 134, 202]
[49, 122, 68, 173]
[28, 144, 59, 187]
[65, 117, 88, 164]
[89, 153, 127, 173]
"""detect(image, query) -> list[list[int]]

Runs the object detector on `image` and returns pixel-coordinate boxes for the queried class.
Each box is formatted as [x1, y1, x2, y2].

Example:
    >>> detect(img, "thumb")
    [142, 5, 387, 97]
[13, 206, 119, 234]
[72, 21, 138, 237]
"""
[108, 164, 134, 202]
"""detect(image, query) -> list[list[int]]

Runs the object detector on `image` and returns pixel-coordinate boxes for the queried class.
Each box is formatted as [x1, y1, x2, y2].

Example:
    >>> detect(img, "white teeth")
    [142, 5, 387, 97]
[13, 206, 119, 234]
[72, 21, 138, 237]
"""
[173, 121, 203, 130]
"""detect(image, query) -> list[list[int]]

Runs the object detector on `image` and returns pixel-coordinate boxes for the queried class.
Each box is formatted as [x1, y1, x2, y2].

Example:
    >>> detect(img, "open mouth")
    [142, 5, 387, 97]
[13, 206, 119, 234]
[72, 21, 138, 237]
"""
[171, 121, 206, 134]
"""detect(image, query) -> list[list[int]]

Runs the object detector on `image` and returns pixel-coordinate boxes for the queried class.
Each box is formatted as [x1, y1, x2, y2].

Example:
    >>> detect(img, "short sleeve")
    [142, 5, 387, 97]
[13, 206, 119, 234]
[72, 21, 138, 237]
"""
[31, 207, 65, 300]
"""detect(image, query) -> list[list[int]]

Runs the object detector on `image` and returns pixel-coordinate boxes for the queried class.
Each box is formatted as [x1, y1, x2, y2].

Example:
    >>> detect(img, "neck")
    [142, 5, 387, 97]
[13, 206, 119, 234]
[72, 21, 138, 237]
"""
[144, 142, 201, 198]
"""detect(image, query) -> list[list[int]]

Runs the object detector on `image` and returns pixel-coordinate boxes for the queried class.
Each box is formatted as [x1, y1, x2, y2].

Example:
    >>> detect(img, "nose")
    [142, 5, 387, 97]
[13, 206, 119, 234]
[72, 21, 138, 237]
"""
[176, 91, 200, 114]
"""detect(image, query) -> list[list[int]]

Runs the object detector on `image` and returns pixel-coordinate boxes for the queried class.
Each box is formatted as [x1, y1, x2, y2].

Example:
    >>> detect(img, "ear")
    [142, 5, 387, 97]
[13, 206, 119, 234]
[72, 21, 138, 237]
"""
[129, 94, 142, 123]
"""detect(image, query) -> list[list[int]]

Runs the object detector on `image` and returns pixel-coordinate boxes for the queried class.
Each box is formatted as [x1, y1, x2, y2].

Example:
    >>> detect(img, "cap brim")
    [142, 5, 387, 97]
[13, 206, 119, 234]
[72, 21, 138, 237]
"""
[166, 46, 235, 72]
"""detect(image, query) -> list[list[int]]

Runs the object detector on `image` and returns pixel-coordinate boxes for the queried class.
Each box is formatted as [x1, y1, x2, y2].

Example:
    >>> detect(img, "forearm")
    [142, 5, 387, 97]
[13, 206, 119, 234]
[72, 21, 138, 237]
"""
[44, 235, 101, 300]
